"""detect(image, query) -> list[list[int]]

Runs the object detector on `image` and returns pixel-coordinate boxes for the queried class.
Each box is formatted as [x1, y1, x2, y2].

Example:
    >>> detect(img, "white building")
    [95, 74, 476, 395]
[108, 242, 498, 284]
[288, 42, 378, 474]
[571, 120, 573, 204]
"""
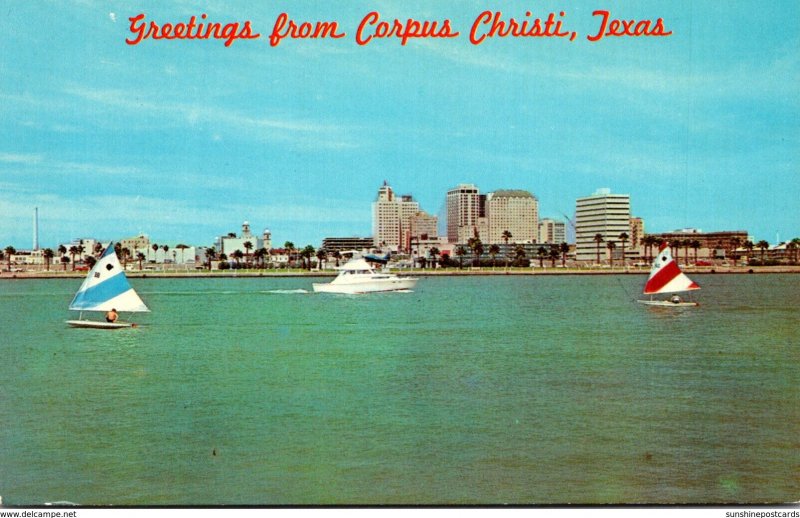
[485, 190, 539, 244]
[575, 188, 631, 263]
[446, 183, 484, 243]
[215, 221, 270, 258]
[372, 182, 420, 252]
[539, 218, 567, 244]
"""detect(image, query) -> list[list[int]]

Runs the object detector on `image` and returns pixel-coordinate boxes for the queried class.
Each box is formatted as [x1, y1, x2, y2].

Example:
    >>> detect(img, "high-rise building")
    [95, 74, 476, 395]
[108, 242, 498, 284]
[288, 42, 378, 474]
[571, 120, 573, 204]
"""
[575, 188, 631, 262]
[486, 190, 539, 244]
[372, 182, 420, 251]
[629, 217, 644, 250]
[539, 218, 567, 244]
[409, 211, 438, 241]
[446, 184, 484, 243]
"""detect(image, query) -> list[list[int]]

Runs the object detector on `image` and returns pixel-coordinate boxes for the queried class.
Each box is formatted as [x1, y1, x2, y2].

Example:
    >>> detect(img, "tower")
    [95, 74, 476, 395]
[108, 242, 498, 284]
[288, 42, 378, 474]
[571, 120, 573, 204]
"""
[33, 207, 39, 251]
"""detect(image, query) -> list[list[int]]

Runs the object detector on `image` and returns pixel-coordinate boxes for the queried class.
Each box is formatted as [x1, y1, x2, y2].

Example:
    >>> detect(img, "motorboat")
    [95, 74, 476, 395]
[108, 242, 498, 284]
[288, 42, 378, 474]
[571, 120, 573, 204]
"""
[312, 258, 417, 294]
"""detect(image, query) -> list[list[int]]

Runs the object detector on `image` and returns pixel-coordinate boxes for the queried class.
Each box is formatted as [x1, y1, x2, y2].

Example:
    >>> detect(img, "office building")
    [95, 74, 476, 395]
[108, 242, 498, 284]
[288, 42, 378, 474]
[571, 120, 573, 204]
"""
[446, 184, 485, 243]
[575, 188, 631, 262]
[539, 218, 567, 244]
[486, 190, 539, 244]
[372, 181, 420, 251]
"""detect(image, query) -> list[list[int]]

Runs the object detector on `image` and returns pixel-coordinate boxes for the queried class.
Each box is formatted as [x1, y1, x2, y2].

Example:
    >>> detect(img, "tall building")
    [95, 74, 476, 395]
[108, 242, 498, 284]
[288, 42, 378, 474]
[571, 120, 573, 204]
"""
[33, 207, 39, 251]
[446, 184, 484, 243]
[629, 217, 644, 250]
[409, 211, 438, 241]
[372, 182, 420, 251]
[575, 188, 631, 262]
[486, 190, 539, 244]
[539, 218, 567, 244]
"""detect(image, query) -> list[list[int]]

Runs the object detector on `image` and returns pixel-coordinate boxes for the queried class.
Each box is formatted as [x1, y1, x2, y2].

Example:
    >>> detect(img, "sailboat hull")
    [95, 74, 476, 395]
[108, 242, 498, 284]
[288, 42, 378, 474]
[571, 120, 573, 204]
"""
[66, 320, 135, 329]
[637, 299, 698, 307]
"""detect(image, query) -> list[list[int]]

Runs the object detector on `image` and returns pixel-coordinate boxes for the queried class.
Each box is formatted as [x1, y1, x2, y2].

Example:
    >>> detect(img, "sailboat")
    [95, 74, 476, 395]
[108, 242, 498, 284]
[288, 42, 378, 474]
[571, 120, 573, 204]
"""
[66, 243, 150, 328]
[638, 241, 700, 307]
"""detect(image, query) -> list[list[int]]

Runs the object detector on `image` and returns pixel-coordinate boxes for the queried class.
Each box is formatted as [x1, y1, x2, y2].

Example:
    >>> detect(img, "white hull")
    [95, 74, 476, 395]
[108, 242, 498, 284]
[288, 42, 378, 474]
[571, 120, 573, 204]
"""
[313, 277, 417, 294]
[66, 319, 135, 329]
[637, 300, 698, 307]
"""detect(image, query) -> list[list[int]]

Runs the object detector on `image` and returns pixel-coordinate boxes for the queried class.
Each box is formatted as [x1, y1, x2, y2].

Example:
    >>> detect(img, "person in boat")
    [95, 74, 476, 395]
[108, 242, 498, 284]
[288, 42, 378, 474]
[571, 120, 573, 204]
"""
[105, 308, 118, 323]
[670, 295, 681, 304]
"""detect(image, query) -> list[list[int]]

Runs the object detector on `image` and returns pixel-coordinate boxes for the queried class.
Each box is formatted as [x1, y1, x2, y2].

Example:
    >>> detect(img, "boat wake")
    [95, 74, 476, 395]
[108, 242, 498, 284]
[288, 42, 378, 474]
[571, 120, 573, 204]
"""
[263, 289, 310, 295]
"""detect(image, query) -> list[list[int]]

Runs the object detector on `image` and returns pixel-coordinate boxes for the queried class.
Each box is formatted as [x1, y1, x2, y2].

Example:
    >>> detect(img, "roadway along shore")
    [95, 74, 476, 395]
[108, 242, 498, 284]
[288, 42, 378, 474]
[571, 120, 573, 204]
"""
[2, 265, 800, 279]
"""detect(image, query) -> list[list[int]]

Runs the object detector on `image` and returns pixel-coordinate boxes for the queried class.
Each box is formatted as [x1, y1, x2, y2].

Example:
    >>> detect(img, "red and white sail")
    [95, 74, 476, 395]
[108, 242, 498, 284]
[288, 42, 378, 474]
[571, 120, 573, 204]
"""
[643, 242, 700, 295]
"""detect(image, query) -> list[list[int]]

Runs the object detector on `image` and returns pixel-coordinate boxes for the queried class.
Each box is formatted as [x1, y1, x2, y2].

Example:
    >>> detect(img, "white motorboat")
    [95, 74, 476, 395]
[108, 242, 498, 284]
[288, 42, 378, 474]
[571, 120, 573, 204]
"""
[312, 258, 418, 294]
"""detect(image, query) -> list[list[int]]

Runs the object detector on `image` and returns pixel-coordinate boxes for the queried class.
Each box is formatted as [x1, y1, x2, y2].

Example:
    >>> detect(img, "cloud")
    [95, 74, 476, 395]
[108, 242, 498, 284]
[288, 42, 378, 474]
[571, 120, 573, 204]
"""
[0, 152, 44, 165]
[62, 85, 362, 149]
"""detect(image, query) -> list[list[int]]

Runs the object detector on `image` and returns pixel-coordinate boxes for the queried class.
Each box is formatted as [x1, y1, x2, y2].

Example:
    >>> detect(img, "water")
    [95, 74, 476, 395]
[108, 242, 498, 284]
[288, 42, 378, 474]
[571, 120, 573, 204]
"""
[0, 274, 798, 505]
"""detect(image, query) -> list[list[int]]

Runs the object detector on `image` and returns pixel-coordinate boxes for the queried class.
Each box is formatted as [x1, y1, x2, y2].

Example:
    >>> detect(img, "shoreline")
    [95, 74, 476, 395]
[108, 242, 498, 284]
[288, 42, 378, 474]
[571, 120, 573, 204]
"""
[3, 265, 800, 279]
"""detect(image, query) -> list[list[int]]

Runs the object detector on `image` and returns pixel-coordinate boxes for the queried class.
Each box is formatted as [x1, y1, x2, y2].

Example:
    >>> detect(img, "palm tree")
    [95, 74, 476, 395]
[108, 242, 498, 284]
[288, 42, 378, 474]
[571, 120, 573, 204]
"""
[593, 234, 604, 265]
[231, 249, 244, 267]
[252, 248, 264, 268]
[730, 237, 742, 265]
[61, 256, 70, 271]
[548, 245, 560, 267]
[301, 245, 315, 270]
[68, 246, 79, 270]
[162, 245, 170, 265]
[284, 241, 295, 268]
[429, 247, 440, 269]
[205, 247, 217, 270]
[788, 238, 800, 264]
[618, 232, 629, 268]
[642, 235, 658, 263]
[467, 237, 483, 267]
[58, 244, 67, 263]
[43, 248, 54, 271]
[502, 230, 512, 269]
[743, 240, 754, 263]
[559, 242, 569, 267]
[243, 241, 253, 266]
[670, 240, 681, 260]
[690, 240, 701, 264]
[316, 249, 327, 270]
[536, 246, 547, 267]
[488, 244, 500, 268]
[606, 241, 616, 268]
[455, 246, 467, 269]
[514, 244, 526, 266]
[757, 240, 769, 264]
[151, 243, 159, 262]
[331, 250, 342, 267]
[136, 252, 146, 270]
[94, 242, 104, 256]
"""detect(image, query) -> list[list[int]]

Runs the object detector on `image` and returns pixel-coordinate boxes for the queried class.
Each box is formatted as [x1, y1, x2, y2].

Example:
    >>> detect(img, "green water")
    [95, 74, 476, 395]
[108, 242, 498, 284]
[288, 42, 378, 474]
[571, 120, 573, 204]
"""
[1, 274, 798, 505]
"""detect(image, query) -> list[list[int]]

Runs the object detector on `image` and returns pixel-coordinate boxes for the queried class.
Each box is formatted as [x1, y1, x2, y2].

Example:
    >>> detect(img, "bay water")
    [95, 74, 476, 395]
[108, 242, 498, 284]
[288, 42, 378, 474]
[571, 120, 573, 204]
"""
[1, 274, 798, 505]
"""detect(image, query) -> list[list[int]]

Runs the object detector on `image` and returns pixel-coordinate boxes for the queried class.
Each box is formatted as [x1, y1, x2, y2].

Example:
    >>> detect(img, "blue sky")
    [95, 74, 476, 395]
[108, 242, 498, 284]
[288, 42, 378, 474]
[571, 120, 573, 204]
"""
[1, 0, 798, 249]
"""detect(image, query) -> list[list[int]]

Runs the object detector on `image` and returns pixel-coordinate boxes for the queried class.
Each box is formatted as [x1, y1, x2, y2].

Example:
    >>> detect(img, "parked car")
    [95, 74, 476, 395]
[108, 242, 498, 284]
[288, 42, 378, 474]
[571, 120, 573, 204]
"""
[694, 260, 712, 266]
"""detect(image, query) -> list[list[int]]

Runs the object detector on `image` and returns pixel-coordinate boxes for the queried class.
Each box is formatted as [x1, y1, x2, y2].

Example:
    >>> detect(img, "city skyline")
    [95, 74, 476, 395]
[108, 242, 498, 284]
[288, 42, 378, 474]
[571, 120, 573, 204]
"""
[1, 1, 798, 249]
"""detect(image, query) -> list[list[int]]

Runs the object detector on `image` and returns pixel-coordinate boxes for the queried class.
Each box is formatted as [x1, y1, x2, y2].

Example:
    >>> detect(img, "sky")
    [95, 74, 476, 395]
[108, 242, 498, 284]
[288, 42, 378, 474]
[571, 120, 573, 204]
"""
[1, 0, 798, 250]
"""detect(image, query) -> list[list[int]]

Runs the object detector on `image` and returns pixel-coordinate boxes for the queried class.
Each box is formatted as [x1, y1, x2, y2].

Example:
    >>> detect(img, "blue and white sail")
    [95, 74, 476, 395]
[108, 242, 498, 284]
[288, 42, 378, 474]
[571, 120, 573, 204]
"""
[69, 243, 149, 312]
